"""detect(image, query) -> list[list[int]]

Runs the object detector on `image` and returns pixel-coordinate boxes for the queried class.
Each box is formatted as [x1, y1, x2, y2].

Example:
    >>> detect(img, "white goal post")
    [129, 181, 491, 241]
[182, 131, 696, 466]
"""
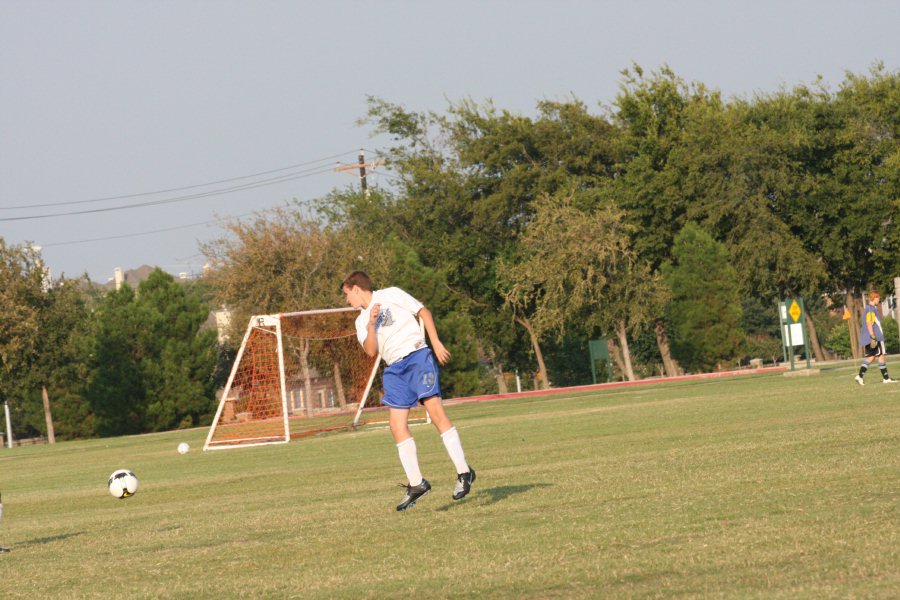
[204, 307, 428, 451]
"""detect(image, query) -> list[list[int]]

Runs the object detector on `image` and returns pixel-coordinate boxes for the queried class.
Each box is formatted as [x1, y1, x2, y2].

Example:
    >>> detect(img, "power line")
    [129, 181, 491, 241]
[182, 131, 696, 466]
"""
[39, 213, 257, 248]
[37, 201, 301, 248]
[0, 165, 335, 222]
[373, 170, 403, 181]
[2, 149, 359, 210]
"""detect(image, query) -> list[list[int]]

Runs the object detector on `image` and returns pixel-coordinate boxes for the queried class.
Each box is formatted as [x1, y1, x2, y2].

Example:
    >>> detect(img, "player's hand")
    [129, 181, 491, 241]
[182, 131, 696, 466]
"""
[869, 339, 878, 349]
[432, 341, 451, 365]
[368, 303, 380, 326]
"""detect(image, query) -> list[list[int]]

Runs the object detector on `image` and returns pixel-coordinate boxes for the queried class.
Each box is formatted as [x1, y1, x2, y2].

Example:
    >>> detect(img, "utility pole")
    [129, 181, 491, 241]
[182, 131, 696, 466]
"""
[357, 150, 368, 198]
[334, 149, 384, 198]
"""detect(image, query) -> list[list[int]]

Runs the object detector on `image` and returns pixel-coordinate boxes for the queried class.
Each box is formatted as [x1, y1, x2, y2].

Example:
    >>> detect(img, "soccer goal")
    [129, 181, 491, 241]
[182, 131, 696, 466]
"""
[204, 307, 427, 450]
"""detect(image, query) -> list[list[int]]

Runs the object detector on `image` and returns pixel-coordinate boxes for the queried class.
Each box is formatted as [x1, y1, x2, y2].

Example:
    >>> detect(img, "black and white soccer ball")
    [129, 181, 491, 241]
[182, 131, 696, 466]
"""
[108, 469, 139, 499]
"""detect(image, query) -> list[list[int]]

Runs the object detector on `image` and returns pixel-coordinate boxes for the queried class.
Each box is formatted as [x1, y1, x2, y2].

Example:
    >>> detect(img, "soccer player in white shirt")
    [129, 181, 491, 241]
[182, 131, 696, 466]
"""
[341, 271, 475, 511]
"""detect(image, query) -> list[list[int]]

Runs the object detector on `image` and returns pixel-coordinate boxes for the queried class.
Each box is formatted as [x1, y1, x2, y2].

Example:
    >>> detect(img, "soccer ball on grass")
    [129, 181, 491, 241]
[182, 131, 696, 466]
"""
[108, 469, 139, 499]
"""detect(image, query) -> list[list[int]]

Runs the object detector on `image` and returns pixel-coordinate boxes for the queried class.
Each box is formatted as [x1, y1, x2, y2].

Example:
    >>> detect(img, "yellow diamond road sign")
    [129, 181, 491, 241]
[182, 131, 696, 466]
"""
[789, 300, 802, 323]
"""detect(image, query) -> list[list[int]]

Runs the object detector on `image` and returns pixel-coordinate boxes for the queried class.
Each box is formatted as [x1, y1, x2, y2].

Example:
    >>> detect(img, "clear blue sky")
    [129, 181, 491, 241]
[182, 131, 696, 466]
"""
[1, 1, 897, 282]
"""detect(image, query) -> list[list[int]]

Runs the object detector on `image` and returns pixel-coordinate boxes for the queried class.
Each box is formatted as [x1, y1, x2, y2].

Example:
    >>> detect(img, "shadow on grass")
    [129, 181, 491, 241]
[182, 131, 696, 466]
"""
[16, 532, 85, 548]
[436, 482, 552, 511]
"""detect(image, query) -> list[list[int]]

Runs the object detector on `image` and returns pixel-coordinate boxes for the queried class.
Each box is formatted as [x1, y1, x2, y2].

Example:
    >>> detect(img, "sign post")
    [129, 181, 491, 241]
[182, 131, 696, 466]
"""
[588, 339, 610, 384]
[779, 298, 811, 371]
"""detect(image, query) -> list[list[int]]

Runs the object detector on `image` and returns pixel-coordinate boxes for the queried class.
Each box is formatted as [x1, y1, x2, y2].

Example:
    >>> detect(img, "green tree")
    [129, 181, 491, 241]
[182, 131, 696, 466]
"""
[362, 96, 618, 384]
[607, 65, 696, 266]
[498, 192, 663, 383]
[881, 317, 900, 355]
[85, 285, 147, 436]
[352, 66, 896, 383]
[20, 277, 96, 440]
[663, 223, 745, 372]
[0, 241, 45, 438]
[604, 65, 713, 376]
[135, 271, 219, 431]
[749, 66, 899, 357]
[679, 93, 828, 299]
[205, 204, 485, 400]
[609, 65, 835, 365]
[378, 235, 486, 398]
[85, 270, 219, 436]
[680, 96, 834, 361]
[202, 207, 393, 330]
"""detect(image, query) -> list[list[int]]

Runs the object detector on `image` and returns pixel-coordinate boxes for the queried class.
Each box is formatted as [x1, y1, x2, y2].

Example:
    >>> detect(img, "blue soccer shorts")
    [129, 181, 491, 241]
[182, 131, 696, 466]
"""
[382, 347, 442, 409]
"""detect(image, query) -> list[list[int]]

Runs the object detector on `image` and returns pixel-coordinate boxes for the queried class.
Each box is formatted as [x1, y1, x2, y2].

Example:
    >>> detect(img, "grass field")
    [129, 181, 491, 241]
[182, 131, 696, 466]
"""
[1, 363, 898, 598]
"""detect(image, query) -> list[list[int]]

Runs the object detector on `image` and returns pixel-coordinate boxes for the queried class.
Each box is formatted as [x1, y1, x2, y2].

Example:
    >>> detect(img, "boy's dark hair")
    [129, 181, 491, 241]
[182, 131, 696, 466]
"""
[341, 271, 373, 292]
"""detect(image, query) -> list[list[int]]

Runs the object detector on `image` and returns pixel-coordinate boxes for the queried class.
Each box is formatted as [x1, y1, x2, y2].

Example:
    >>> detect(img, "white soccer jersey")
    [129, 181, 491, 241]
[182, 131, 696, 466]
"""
[355, 287, 427, 365]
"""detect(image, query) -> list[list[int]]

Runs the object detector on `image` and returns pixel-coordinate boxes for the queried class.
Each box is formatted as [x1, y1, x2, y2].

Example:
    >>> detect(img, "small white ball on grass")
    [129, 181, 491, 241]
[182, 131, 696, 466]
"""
[177, 442, 190, 455]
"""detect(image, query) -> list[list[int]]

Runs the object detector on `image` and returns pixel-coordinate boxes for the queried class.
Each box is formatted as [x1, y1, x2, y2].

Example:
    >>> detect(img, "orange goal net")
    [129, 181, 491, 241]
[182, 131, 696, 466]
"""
[204, 308, 426, 450]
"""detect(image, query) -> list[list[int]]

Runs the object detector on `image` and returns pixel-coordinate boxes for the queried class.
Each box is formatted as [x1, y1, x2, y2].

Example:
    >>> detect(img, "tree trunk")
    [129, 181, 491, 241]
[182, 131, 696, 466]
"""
[495, 364, 508, 394]
[653, 320, 681, 377]
[608, 339, 626, 381]
[480, 344, 508, 394]
[299, 341, 315, 416]
[42, 385, 55, 444]
[515, 316, 550, 390]
[847, 293, 862, 359]
[332, 362, 346, 408]
[804, 311, 831, 362]
[3, 400, 12, 448]
[615, 320, 636, 381]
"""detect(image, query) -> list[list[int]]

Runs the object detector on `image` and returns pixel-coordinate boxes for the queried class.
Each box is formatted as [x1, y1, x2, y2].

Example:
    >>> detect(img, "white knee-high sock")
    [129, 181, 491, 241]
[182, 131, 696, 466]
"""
[396, 437, 423, 486]
[440, 427, 469, 474]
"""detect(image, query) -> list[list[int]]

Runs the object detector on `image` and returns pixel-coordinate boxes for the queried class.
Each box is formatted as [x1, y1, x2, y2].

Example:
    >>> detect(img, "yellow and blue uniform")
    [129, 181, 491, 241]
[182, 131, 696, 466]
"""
[859, 304, 884, 345]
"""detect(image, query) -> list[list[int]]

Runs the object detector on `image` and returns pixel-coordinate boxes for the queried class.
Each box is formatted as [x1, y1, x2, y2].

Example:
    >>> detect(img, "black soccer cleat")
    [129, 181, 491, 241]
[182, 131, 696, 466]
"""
[453, 468, 476, 500]
[396, 479, 431, 512]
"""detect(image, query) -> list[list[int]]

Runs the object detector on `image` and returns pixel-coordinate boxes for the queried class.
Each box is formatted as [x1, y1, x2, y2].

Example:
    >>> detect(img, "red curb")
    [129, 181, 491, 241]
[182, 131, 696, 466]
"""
[445, 365, 788, 406]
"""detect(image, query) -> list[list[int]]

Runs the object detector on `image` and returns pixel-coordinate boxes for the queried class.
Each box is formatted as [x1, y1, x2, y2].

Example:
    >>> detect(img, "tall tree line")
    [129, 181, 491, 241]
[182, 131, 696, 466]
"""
[1, 64, 897, 440]
[328, 63, 898, 384]
[0, 253, 222, 441]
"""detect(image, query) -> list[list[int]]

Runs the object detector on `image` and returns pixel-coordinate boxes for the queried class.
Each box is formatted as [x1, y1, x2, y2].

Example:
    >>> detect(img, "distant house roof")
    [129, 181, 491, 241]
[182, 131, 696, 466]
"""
[101, 265, 157, 289]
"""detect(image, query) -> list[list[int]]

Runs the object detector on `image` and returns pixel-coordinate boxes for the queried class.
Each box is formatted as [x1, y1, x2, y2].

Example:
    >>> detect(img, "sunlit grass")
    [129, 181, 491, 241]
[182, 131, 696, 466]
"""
[0, 365, 898, 598]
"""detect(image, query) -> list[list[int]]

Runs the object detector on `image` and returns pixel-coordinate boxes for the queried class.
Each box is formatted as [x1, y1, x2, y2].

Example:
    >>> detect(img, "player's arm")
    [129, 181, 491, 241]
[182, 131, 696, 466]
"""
[417, 306, 451, 365]
[362, 303, 380, 357]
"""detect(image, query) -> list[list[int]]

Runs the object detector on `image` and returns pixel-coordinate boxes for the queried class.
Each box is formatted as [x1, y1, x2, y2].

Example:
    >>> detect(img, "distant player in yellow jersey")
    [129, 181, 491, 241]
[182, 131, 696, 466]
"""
[855, 290, 896, 385]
